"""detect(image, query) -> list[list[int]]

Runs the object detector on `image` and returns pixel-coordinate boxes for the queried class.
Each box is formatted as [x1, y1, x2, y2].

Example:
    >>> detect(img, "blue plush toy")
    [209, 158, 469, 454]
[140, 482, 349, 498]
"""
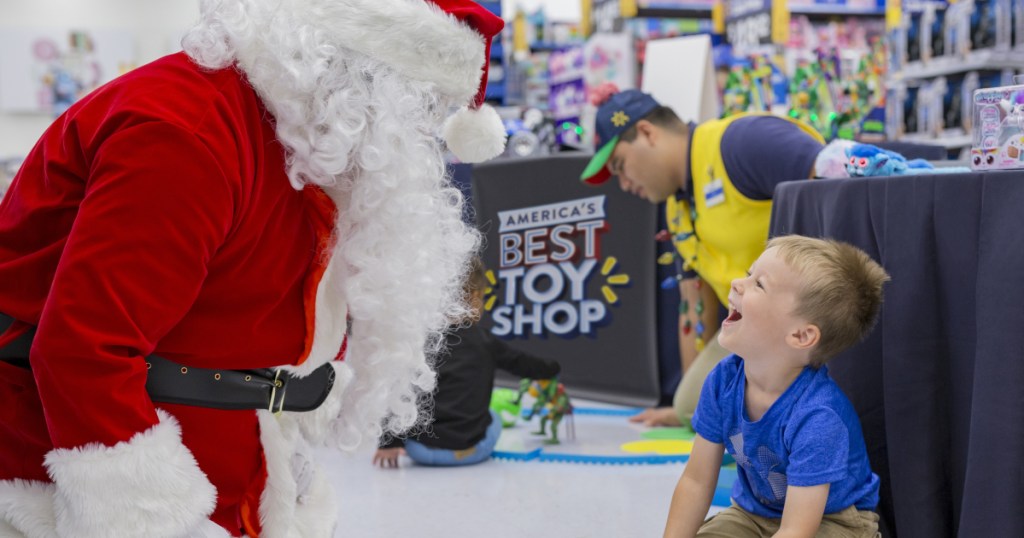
[844, 143, 935, 177]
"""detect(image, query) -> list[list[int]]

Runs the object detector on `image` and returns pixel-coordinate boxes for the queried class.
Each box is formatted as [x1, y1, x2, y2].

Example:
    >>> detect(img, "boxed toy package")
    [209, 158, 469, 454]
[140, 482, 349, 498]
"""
[971, 82, 1024, 170]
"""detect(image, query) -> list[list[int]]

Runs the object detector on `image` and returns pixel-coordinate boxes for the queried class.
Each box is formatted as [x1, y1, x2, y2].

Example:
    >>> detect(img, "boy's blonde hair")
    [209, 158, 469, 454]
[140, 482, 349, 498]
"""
[465, 256, 489, 296]
[767, 235, 890, 367]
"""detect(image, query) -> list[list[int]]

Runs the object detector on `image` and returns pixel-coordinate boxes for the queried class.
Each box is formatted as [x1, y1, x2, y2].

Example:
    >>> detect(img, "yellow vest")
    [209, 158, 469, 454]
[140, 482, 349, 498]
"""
[666, 113, 824, 306]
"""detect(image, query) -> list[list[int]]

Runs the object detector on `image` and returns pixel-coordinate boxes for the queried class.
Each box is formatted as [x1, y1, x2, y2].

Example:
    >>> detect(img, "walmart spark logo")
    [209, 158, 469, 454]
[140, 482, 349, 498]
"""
[598, 256, 630, 304]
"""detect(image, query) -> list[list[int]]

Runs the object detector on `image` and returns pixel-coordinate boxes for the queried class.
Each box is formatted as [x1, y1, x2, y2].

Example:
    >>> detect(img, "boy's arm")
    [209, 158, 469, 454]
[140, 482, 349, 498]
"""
[773, 484, 830, 538]
[663, 434, 723, 538]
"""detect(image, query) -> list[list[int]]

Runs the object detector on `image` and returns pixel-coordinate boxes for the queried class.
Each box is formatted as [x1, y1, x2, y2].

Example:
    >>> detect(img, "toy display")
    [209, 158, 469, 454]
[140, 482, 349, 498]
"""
[903, 85, 919, 135]
[721, 54, 790, 118]
[933, 5, 949, 57]
[971, 82, 1024, 170]
[972, 0, 997, 50]
[548, 46, 587, 147]
[945, 75, 965, 131]
[788, 52, 841, 138]
[722, 62, 754, 116]
[920, 3, 943, 61]
[722, 32, 886, 141]
[500, 107, 558, 157]
[1015, 0, 1024, 48]
[907, 11, 922, 63]
[515, 377, 574, 444]
[946, 1, 973, 57]
[960, 72, 982, 133]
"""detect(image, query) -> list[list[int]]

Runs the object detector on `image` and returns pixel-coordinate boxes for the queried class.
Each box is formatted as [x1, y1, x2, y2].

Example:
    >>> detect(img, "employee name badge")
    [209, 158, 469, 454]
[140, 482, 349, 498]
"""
[704, 178, 726, 208]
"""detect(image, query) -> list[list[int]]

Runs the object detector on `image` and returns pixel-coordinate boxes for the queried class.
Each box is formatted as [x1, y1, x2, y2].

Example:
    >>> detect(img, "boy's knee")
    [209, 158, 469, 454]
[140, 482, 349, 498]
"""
[817, 507, 879, 538]
[696, 506, 764, 538]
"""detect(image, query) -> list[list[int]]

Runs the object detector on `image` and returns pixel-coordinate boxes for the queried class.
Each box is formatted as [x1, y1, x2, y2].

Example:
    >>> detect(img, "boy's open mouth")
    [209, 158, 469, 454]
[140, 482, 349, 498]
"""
[725, 308, 743, 323]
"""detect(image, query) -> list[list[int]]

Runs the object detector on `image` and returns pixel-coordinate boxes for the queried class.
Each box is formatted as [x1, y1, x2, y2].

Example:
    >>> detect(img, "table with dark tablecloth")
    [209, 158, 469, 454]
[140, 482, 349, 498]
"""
[770, 171, 1024, 538]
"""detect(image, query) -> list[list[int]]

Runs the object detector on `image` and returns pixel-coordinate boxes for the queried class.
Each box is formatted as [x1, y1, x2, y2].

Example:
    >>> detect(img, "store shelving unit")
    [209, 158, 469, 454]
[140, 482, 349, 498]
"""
[885, 0, 1023, 154]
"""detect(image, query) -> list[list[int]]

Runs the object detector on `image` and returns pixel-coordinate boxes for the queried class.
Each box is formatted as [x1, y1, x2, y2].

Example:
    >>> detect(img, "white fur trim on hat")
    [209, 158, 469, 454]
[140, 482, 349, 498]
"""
[42, 410, 218, 538]
[443, 104, 507, 163]
[331, 0, 485, 103]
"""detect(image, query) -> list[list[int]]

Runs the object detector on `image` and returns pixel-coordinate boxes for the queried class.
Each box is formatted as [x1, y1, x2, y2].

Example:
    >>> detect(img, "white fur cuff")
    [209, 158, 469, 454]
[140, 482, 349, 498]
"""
[0, 480, 57, 538]
[443, 104, 507, 163]
[43, 409, 217, 538]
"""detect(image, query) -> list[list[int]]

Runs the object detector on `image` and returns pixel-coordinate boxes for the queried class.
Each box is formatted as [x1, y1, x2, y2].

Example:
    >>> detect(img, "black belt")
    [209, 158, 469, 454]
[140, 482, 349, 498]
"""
[0, 313, 334, 413]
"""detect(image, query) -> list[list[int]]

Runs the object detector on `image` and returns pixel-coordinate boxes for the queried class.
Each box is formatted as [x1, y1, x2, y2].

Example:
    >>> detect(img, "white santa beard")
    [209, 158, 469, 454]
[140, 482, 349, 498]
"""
[258, 58, 479, 449]
[185, 7, 481, 448]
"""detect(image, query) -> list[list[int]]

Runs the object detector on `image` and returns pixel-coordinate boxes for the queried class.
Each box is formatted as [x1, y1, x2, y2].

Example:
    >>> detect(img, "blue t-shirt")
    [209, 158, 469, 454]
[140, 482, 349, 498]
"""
[692, 354, 879, 518]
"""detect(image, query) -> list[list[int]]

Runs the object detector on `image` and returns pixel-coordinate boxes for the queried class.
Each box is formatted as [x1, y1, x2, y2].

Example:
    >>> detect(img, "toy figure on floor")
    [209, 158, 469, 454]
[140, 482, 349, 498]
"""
[516, 378, 574, 444]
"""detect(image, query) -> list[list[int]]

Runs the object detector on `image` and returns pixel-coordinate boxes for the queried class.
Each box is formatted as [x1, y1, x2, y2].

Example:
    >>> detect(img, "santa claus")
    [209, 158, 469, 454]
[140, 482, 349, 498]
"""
[0, 0, 505, 536]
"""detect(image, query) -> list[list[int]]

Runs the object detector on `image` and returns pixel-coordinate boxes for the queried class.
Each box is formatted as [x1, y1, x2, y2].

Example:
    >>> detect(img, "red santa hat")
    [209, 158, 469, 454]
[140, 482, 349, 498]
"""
[333, 0, 507, 162]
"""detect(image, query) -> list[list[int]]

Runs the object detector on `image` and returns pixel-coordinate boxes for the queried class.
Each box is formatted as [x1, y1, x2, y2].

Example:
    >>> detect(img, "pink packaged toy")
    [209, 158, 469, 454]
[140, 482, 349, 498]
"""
[972, 84, 1024, 171]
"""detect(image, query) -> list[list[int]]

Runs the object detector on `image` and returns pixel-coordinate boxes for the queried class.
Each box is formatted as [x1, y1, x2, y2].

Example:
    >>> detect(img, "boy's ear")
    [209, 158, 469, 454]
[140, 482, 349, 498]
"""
[787, 323, 820, 351]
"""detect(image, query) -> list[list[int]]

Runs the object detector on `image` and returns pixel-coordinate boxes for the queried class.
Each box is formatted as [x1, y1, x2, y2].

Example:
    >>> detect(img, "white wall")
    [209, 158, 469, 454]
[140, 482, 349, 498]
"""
[503, 0, 581, 21]
[0, 0, 200, 157]
[0, 0, 578, 158]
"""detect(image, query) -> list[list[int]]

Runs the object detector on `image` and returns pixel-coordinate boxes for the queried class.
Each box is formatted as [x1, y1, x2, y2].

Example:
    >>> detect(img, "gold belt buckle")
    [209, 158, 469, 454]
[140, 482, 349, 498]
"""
[268, 369, 287, 416]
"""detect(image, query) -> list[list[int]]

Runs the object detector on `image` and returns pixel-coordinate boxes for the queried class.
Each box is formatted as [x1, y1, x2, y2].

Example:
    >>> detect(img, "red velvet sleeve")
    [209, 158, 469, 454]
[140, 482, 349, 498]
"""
[31, 121, 235, 449]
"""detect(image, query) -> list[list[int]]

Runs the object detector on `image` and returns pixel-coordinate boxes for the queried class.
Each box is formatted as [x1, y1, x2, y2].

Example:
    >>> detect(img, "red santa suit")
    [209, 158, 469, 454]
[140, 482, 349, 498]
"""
[0, 50, 341, 537]
[0, 1, 506, 537]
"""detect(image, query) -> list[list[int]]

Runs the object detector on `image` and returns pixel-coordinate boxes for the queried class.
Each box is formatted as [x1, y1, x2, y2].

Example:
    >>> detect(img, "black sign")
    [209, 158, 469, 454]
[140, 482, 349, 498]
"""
[472, 154, 659, 406]
[725, 0, 773, 50]
[592, 0, 625, 34]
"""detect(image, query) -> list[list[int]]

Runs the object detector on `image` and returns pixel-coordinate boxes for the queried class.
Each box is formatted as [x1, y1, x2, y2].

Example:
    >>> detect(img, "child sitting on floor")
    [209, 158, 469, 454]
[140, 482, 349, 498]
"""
[663, 235, 889, 538]
[374, 256, 561, 467]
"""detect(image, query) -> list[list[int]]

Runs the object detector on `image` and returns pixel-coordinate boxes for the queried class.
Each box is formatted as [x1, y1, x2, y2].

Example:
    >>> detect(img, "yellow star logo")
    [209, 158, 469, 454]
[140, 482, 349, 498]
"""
[611, 111, 630, 127]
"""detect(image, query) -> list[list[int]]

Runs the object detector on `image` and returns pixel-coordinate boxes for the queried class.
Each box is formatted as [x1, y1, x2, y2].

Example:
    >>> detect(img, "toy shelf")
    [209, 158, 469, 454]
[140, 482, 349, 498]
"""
[638, 1, 715, 16]
[895, 49, 1024, 81]
[899, 132, 972, 148]
[646, 0, 885, 15]
[789, 0, 886, 16]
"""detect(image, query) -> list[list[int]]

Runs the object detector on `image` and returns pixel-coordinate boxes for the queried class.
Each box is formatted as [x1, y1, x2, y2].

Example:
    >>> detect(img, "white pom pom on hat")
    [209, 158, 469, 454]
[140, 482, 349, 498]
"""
[431, 0, 507, 162]
[442, 102, 506, 163]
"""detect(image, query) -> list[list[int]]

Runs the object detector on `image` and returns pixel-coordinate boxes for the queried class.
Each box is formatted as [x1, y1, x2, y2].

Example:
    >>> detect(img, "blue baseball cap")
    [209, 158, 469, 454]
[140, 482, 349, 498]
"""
[580, 89, 661, 185]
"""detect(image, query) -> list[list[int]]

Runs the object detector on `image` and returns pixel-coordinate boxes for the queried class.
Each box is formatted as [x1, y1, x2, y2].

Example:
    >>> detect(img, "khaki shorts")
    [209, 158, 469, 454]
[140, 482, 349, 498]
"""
[697, 504, 880, 538]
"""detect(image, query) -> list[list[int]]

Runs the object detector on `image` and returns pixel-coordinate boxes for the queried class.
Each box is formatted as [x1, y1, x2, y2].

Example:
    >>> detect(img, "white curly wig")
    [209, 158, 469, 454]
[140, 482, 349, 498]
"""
[182, 0, 482, 448]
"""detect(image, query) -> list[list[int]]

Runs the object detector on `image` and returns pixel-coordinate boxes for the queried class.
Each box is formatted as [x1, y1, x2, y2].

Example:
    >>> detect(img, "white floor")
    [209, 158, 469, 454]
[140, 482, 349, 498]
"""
[322, 445, 685, 537]
[322, 400, 722, 537]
